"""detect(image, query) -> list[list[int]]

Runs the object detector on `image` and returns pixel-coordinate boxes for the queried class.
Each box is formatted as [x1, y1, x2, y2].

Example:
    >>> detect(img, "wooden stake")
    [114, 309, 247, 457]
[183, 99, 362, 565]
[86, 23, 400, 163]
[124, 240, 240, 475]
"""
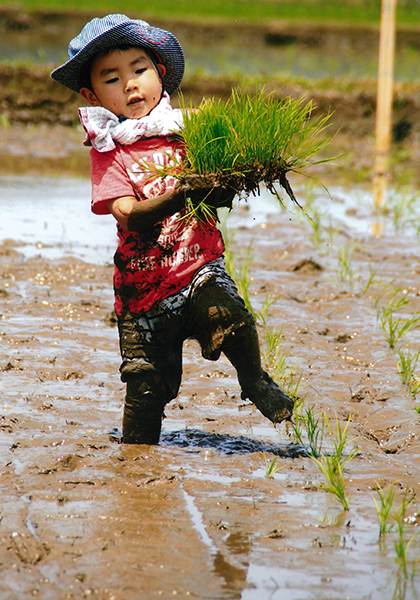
[373, 0, 397, 208]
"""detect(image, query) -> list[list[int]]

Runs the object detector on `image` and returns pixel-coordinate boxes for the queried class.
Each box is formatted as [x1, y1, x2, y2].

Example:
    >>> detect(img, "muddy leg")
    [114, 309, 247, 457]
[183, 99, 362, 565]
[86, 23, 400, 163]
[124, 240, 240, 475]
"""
[122, 372, 168, 445]
[222, 323, 294, 424]
[189, 269, 294, 424]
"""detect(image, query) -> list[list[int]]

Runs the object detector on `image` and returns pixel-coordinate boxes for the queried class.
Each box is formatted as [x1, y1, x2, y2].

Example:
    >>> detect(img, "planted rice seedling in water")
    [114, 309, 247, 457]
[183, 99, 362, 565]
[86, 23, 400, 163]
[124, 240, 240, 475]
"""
[327, 244, 359, 292]
[372, 481, 396, 539]
[220, 225, 258, 320]
[323, 220, 339, 252]
[223, 239, 277, 325]
[312, 413, 358, 511]
[393, 488, 419, 579]
[375, 288, 420, 348]
[227, 241, 256, 319]
[360, 265, 378, 297]
[305, 207, 338, 255]
[323, 412, 358, 467]
[282, 371, 305, 403]
[304, 406, 324, 458]
[397, 347, 420, 397]
[380, 312, 420, 349]
[222, 223, 301, 402]
[376, 287, 409, 321]
[222, 224, 302, 402]
[379, 187, 419, 233]
[306, 207, 324, 251]
[262, 321, 285, 372]
[256, 293, 277, 326]
[289, 396, 306, 440]
[313, 452, 351, 510]
[261, 319, 304, 402]
[264, 453, 285, 478]
[290, 403, 324, 458]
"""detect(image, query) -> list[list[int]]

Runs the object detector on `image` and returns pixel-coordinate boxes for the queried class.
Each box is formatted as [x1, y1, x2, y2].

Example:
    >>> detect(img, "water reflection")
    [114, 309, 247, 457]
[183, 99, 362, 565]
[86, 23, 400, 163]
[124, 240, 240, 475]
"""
[213, 550, 249, 598]
[391, 572, 420, 600]
[182, 485, 251, 598]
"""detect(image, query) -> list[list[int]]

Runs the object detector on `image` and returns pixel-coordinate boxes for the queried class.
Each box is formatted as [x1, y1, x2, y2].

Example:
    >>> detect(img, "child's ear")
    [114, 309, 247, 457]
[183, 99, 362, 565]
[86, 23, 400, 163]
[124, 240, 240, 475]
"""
[157, 64, 166, 78]
[80, 87, 101, 106]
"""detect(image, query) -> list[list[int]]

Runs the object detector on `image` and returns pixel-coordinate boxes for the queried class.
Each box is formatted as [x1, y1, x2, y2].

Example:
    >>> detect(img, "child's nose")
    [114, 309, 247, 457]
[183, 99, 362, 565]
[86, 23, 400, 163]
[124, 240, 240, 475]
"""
[125, 78, 138, 92]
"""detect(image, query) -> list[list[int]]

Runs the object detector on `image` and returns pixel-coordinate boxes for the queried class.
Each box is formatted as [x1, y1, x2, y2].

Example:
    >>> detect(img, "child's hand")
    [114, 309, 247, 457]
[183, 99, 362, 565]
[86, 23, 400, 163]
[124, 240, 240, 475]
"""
[179, 184, 236, 211]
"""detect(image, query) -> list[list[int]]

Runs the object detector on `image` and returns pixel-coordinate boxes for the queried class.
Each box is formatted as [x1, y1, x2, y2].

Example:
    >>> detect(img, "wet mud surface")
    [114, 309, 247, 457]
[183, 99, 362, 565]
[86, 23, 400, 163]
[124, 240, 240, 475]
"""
[2, 185, 420, 599]
[2, 7, 420, 598]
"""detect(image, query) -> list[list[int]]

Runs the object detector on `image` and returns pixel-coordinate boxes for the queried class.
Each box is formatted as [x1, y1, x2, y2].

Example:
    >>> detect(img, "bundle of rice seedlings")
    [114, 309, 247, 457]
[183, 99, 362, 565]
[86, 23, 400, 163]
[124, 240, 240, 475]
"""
[169, 89, 333, 219]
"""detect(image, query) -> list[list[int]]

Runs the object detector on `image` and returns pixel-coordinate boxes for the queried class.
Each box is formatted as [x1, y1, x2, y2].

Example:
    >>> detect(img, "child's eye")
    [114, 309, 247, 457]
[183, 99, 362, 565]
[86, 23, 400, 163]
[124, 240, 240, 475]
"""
[135, 68, 147, 75]
[105, 77, 119, 84]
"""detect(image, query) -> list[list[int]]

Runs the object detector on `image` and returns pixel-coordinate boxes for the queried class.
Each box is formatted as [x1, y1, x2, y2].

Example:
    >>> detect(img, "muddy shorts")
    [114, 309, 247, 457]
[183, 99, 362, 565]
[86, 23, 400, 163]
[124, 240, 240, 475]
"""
[117, 256, 255, 401]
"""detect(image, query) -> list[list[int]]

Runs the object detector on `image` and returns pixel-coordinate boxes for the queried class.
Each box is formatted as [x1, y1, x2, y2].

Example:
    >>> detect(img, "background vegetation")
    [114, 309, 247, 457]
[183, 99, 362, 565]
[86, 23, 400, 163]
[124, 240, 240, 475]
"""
[1, 0, 420, 26]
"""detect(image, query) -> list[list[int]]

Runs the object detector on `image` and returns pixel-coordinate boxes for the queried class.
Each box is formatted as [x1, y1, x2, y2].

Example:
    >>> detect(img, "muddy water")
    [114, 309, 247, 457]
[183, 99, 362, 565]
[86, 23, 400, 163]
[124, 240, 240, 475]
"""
[2, 175, 420, 599]
[0, 176, 116, 263]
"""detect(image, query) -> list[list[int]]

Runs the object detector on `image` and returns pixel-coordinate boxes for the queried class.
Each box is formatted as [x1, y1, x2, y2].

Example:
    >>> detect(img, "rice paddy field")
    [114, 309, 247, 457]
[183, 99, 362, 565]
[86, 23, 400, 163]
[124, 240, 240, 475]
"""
[1, 2, 420, 599]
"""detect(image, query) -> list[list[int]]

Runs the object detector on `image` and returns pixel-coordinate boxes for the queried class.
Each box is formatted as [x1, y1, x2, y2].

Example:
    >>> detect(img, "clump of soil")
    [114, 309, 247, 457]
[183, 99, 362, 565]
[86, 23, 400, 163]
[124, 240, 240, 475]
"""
[2, 61, 420, 137]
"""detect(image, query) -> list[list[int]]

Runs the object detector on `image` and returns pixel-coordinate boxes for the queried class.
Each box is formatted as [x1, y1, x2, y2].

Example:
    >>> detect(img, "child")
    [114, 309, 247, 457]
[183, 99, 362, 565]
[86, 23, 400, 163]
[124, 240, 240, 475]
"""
[51, 14, 294, 444]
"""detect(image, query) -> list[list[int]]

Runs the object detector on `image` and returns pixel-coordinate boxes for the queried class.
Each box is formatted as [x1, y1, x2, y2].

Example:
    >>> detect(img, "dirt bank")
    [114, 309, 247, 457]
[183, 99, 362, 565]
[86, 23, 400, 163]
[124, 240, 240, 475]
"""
[2, 65, 420, 186]
[1, 4, 420, 136]
[3, 60, 420, 139]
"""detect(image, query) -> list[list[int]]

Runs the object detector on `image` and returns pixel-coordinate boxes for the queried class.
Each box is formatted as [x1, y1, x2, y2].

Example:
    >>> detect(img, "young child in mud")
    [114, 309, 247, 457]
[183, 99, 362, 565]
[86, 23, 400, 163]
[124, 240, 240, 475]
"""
[51, 14, 294, 444]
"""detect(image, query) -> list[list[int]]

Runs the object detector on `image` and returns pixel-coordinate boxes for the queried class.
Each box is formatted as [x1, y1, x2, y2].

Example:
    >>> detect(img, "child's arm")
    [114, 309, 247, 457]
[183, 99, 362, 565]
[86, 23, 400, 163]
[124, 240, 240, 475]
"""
[107, 189, 185, 232]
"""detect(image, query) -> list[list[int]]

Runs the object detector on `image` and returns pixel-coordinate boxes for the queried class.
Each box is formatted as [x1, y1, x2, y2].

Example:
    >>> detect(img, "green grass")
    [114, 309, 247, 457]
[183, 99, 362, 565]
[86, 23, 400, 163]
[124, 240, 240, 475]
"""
[3, 0, 420, 27]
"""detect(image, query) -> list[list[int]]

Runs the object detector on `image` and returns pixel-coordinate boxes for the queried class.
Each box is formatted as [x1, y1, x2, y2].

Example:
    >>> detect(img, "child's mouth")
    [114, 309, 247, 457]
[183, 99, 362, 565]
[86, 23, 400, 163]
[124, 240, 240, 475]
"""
[128, 97, 144, 107]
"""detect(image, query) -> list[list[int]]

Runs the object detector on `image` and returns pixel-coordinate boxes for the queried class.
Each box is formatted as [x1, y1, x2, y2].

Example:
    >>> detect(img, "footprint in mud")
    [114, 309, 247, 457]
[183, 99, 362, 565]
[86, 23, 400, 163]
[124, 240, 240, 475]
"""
[10, 531, 50, 565]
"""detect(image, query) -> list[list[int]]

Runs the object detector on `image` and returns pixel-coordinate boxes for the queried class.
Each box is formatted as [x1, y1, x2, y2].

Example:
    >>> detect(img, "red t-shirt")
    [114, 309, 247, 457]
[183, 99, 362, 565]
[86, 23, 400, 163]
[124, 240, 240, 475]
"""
[90, 135, 225, 316]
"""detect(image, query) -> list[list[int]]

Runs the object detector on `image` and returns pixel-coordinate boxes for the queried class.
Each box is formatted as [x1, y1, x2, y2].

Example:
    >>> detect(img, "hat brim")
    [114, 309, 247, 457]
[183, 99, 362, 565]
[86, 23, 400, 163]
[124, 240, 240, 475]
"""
[51, 20, 184, 96]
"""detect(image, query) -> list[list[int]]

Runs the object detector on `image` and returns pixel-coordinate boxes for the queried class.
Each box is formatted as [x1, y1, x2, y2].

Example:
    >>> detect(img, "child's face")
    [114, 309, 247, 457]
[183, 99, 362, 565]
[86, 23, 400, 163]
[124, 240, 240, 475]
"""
[80, 47, 166, 119]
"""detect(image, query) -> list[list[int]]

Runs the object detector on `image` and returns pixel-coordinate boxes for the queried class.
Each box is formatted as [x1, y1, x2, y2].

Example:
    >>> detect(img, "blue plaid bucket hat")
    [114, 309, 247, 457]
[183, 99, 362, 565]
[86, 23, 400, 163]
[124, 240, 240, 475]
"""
[51, 14, 184, 96]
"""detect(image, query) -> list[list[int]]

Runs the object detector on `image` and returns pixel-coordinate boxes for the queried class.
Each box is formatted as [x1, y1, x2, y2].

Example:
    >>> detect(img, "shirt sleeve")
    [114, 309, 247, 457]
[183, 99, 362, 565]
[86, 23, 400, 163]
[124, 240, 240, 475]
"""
[90, 147, 135, 215]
